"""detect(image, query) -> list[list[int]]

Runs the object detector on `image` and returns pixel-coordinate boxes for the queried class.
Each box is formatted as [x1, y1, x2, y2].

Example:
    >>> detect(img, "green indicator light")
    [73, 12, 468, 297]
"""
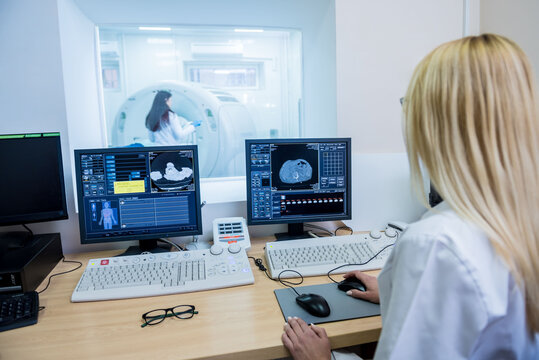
[43, 132, 60, 137]
[0, 134, 25, 139]
[25, 134, 42, 138]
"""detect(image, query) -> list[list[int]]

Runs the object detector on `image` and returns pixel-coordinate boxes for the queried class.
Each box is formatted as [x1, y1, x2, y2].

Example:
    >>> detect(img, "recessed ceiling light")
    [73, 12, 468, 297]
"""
[139, 26, 171, 31]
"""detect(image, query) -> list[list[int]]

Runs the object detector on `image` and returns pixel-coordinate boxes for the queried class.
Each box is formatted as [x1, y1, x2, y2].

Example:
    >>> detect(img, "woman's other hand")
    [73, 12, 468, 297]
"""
[342, 270, 380, 304]
[282, 317, 331, 360]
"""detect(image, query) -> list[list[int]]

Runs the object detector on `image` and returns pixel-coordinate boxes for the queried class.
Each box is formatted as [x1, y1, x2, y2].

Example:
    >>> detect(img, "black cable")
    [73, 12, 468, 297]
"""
[157, 238, 183, 252]
[38, 257, 83, 295]
[247, 256, 305, 296]
[325, 243, 395, 283]
[277, 270, 304, 296]
[304, 224, 334, 237]
[22, 224, 33, 237]
[248, 256, 276, 281]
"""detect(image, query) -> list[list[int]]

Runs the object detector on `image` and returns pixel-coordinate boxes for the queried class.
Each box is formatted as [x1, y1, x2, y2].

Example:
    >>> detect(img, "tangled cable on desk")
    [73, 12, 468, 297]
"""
[248, 256, 305, 296]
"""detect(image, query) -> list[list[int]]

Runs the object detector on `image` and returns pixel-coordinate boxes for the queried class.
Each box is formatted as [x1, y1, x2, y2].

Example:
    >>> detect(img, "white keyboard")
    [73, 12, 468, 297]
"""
[71, 248, 254, 302]
[265, 231, 398, 279]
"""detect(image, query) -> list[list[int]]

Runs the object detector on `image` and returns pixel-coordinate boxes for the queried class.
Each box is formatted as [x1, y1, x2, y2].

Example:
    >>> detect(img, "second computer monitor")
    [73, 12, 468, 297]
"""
[246, 138, 351, 240]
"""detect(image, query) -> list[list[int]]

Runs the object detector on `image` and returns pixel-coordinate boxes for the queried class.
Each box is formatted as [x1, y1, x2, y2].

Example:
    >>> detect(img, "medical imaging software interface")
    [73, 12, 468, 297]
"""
[248, 140, 349, 222]
[77, 148, 199, 242]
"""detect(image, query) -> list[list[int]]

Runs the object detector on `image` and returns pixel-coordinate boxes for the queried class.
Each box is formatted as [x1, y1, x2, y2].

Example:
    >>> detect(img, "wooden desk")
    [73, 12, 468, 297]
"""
[0, 238, 381, 359]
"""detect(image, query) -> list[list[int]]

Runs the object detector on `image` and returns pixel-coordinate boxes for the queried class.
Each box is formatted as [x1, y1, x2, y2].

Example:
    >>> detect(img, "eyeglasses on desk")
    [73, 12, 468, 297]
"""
[141, 305, 198, 328]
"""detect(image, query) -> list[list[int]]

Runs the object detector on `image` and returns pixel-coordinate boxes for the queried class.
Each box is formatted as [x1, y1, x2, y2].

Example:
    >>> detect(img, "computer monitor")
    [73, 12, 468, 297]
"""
[246, 138, 352, 240]
[74, 145, 202, 255]
[0, 132, 68, 247]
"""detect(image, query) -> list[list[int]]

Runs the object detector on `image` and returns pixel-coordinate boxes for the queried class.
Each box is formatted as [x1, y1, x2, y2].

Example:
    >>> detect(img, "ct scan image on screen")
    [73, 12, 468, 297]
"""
[149, 151, 194, 192]
[270, 143, 319, 190]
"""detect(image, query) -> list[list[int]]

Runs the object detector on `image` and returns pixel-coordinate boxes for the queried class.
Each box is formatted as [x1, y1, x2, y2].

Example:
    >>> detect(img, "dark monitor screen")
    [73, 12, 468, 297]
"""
[74, 146, 202, 253]
[0, 132, 68, 226]
[245, 138, 351, 240]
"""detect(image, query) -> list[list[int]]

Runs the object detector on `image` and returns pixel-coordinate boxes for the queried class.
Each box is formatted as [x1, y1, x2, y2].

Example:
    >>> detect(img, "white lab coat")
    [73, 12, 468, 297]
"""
[148, 111, 195, 145]
[372, 202, 538, 359]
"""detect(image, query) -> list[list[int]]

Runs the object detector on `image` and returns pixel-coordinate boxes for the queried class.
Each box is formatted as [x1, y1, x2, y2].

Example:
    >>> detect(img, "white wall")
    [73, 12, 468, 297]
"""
[0, 0, 79, 249]
[57, 0, 103, 151]
[333, 0, 465, 230]
[480, 0, 539, 86]
[336, 0, 464, 154]
[56, 0, 109, 253]
[0, 0, 66, 142]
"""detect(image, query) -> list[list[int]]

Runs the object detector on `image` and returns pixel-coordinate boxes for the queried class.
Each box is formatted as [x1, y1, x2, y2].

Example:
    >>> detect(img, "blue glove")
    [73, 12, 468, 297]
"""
[191, 120, 202, 127]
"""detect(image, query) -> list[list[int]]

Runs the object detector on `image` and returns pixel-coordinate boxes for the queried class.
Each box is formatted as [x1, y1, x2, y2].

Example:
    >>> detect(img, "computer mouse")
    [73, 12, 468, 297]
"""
[337, 277, 366, 292]
[295, 293, 331, 317]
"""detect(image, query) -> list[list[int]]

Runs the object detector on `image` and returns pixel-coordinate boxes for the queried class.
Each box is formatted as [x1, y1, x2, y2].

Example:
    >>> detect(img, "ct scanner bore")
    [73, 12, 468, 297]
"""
[111, 81, 256, 178]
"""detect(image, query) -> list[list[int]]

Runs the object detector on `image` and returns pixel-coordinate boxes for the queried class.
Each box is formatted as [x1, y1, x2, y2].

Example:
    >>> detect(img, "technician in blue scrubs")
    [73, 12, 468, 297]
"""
[282, 34, 539, 359]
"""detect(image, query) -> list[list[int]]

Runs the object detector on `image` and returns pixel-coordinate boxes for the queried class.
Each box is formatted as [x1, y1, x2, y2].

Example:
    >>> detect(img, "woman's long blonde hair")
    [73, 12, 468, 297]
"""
[404, 34, 539, 333]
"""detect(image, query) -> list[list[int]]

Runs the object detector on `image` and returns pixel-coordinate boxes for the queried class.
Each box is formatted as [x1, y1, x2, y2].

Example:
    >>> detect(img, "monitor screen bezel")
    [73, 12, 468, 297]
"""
[74, 145, 203, 245]
[0, 132, 68, 226]
[245, 137, 352, 226]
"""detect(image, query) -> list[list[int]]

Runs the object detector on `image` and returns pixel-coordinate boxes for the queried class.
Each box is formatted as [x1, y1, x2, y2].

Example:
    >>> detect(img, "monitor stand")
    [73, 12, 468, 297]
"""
[274, 223, 311, 241]
[117, 239, 172, 257]
[0, 231, 34, 250]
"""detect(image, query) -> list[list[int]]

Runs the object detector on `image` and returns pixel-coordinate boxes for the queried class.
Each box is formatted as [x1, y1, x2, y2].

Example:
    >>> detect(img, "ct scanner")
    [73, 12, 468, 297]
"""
[111, 81, 256, 178]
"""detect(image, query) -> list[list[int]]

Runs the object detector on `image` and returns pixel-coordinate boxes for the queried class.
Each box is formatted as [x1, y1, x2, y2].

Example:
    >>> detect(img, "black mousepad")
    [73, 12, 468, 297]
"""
[274, 283, 380, 324]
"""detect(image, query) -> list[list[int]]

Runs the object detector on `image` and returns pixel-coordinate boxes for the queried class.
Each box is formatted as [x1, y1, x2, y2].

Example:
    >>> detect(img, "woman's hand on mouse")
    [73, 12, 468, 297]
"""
[343, 271, 380, 304]
[282, 317, 331, 360]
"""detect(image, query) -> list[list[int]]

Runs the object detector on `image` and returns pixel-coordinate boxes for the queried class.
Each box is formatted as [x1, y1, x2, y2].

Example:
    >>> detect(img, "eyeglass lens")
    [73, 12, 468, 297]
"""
[172, 305, 196, 319]
[143, 309, 170, 325]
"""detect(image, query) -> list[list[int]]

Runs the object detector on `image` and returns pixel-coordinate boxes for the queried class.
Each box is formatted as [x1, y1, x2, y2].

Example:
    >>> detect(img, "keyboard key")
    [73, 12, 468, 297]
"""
[0, 292, 39, 332]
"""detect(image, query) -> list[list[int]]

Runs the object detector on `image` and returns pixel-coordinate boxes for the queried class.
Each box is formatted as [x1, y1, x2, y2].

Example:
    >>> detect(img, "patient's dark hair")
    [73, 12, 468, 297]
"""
[146, 90, 172, 132]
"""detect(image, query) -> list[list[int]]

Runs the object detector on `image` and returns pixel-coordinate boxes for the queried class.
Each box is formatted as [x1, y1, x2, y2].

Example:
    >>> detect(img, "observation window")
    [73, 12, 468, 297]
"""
[98, 26, 302, 179]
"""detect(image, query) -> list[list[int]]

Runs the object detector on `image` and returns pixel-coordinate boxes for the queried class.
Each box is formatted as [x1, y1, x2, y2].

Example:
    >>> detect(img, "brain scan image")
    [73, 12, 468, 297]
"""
[279, 159, 313, 184]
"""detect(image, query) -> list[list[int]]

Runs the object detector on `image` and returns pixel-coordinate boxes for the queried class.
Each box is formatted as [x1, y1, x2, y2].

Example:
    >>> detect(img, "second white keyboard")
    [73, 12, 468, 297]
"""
[71, 247, 254, 302]
[265, 232, 397, 279]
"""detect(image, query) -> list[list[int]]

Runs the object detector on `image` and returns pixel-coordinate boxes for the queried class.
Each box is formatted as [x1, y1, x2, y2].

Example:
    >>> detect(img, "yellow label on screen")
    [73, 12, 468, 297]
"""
[114, 180, 145, 194]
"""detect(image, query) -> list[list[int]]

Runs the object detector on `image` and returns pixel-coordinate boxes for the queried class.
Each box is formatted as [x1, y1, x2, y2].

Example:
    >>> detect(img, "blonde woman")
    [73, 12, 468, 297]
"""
[282, 34, 538, 359]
